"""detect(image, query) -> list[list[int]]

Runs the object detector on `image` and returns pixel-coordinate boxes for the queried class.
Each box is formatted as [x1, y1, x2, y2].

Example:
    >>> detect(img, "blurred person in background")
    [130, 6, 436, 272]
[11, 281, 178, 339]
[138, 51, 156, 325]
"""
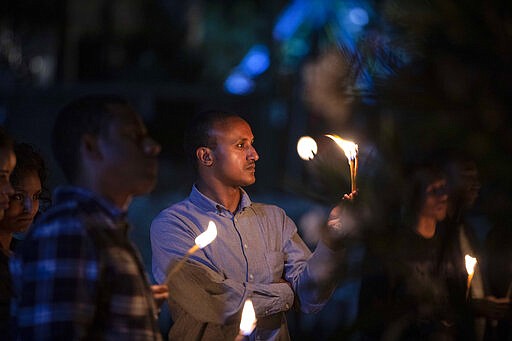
[484, 219, 512, 341]
[0, 127, 17, 337]
[358, 164, 474, 340]
[10, 95, 168, 340]
[0, 129, 16, 223]
[445, 155, 511, 341]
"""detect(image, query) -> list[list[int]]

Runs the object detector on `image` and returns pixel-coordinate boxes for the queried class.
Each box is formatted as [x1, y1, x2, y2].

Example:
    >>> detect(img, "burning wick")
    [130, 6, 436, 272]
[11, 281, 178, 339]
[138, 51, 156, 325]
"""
[166, 221, 217, 279]
[297, 136, 318, 161]
[465, 254, 477, 299]
[325, 134, 359, 193]
[235, 299, 257, 341]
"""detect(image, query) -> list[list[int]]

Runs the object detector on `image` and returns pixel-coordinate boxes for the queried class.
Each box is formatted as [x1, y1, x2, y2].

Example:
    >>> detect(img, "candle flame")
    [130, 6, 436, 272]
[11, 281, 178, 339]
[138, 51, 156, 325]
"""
[195, 221, 217, 248]
[465, 254, 477, 275]
[239, 299, 257, 336]
[325, 134, 358, 160]
[297, 136, 318, 161]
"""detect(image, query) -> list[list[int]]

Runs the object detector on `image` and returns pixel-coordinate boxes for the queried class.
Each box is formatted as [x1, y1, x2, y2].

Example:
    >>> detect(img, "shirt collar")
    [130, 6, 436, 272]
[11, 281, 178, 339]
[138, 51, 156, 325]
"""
[190, 184, 252, 215]
[53, 186, 127, 223]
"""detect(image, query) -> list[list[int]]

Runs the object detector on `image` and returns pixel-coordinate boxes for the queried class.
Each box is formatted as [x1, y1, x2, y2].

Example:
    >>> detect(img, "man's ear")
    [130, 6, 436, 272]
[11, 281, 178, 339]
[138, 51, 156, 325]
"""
[81, 134, 102, 160]
[196, 147, 214, 167]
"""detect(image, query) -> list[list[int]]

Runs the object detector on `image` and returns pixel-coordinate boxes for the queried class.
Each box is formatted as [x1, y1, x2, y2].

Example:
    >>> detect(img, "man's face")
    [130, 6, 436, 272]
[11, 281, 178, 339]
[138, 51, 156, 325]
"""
[458, 162, 480, 208]
[209, 117, 259, 188]
[97, 105, 161, 197]
[447, 160, 481, 210]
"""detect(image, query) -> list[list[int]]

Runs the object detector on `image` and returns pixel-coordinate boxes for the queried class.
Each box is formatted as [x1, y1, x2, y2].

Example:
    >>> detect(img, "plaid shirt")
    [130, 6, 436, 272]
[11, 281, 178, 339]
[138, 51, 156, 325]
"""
[10, 186, 162, 340]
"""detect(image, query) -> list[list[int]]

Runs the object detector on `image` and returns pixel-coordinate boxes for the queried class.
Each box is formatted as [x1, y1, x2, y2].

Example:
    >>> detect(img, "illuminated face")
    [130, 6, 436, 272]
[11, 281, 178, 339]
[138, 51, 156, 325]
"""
[97, 105, 161, 197]
[209, 117, 259, 188]
[0, 170, 41, 233]
[421, 179, 449, 222]
[0, 147, 16, 221]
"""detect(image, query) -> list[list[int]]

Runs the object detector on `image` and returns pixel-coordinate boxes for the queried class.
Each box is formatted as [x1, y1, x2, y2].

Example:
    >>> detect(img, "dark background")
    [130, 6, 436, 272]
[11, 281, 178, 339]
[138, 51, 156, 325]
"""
[2, 0, 511, 339]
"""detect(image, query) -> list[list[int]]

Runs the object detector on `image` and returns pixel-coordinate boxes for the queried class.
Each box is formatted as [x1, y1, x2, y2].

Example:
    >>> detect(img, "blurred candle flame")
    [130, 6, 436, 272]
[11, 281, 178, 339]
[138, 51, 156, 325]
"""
[239, 299, 257, 336]
[166, 221, 218, 280]
[465, 254, 477, 299]
[195, 220, 217, 248]
[465, 254, 477, 276]
[325, 134, 358, 161]
[297, 136, 318, 160]
[325, 134, 359, 192]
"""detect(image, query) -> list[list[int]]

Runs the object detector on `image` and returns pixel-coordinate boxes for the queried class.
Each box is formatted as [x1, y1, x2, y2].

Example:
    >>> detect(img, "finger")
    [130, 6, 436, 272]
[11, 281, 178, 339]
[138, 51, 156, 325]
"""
[151, 285, 169, 294]
[153, 293, 169, 301]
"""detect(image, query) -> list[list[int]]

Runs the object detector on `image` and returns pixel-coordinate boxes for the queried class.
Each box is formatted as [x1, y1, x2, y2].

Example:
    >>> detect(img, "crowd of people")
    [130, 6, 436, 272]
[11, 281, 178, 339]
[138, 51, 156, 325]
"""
[0, 94, 510, 340]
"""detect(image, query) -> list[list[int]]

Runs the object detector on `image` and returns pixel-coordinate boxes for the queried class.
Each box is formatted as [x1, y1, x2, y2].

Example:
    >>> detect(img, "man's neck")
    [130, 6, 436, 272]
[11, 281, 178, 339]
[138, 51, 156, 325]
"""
[196, 178, 241, 214]
[74, 179, 132, 211]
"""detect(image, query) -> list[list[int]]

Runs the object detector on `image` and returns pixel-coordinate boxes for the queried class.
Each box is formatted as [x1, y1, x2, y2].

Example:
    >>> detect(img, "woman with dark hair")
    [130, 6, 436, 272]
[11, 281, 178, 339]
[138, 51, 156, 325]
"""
[0, 142, 48, 339]
[357, 164, 473, 340]
[0, 143, 49, 252]
[388, 165, 474, 340]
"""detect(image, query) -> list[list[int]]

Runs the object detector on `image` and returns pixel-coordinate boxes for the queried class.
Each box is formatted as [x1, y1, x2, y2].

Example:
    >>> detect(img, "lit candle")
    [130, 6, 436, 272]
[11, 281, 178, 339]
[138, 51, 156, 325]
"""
[465, 254, 477, 299]
[297, 136, 318, 161]
[166, 221, 218, 280]
[235, 299, 257, 341]
[325, 134, 358, 193]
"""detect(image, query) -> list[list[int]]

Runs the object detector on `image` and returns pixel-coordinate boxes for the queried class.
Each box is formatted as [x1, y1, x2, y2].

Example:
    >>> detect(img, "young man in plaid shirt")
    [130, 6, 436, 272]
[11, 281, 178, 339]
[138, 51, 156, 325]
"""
[10, 95, 168, 340]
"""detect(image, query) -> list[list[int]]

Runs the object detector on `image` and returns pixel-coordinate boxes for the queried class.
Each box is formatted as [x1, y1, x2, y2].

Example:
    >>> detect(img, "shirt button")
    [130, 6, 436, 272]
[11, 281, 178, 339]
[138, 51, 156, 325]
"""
[244, 243, 248, 249]
[285, 304, 290, 309]
[234, 218, 238, 223]
[249, 274, 254, 280]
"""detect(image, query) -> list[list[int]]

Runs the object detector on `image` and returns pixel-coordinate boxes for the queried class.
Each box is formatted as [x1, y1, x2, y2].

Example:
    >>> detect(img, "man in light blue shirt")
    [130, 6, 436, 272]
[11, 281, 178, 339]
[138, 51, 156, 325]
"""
[151, 110, 351, 340]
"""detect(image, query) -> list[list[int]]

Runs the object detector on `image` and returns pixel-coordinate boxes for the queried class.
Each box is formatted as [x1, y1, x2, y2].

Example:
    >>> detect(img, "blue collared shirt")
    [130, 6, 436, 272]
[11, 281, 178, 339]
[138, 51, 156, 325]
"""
[151, 185, 339, 340]
[10, 186, 161, 340]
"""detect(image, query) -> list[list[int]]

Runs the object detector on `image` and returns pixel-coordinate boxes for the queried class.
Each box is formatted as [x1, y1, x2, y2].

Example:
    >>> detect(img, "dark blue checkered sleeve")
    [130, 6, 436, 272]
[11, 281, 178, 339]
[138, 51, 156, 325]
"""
[10, 218, 100, 340]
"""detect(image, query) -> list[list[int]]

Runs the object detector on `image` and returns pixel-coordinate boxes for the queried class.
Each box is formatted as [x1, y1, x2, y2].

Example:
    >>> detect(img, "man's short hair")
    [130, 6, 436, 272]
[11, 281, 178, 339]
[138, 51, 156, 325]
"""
[52, 94, 131, 183]
[183, 110, 241, 170]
